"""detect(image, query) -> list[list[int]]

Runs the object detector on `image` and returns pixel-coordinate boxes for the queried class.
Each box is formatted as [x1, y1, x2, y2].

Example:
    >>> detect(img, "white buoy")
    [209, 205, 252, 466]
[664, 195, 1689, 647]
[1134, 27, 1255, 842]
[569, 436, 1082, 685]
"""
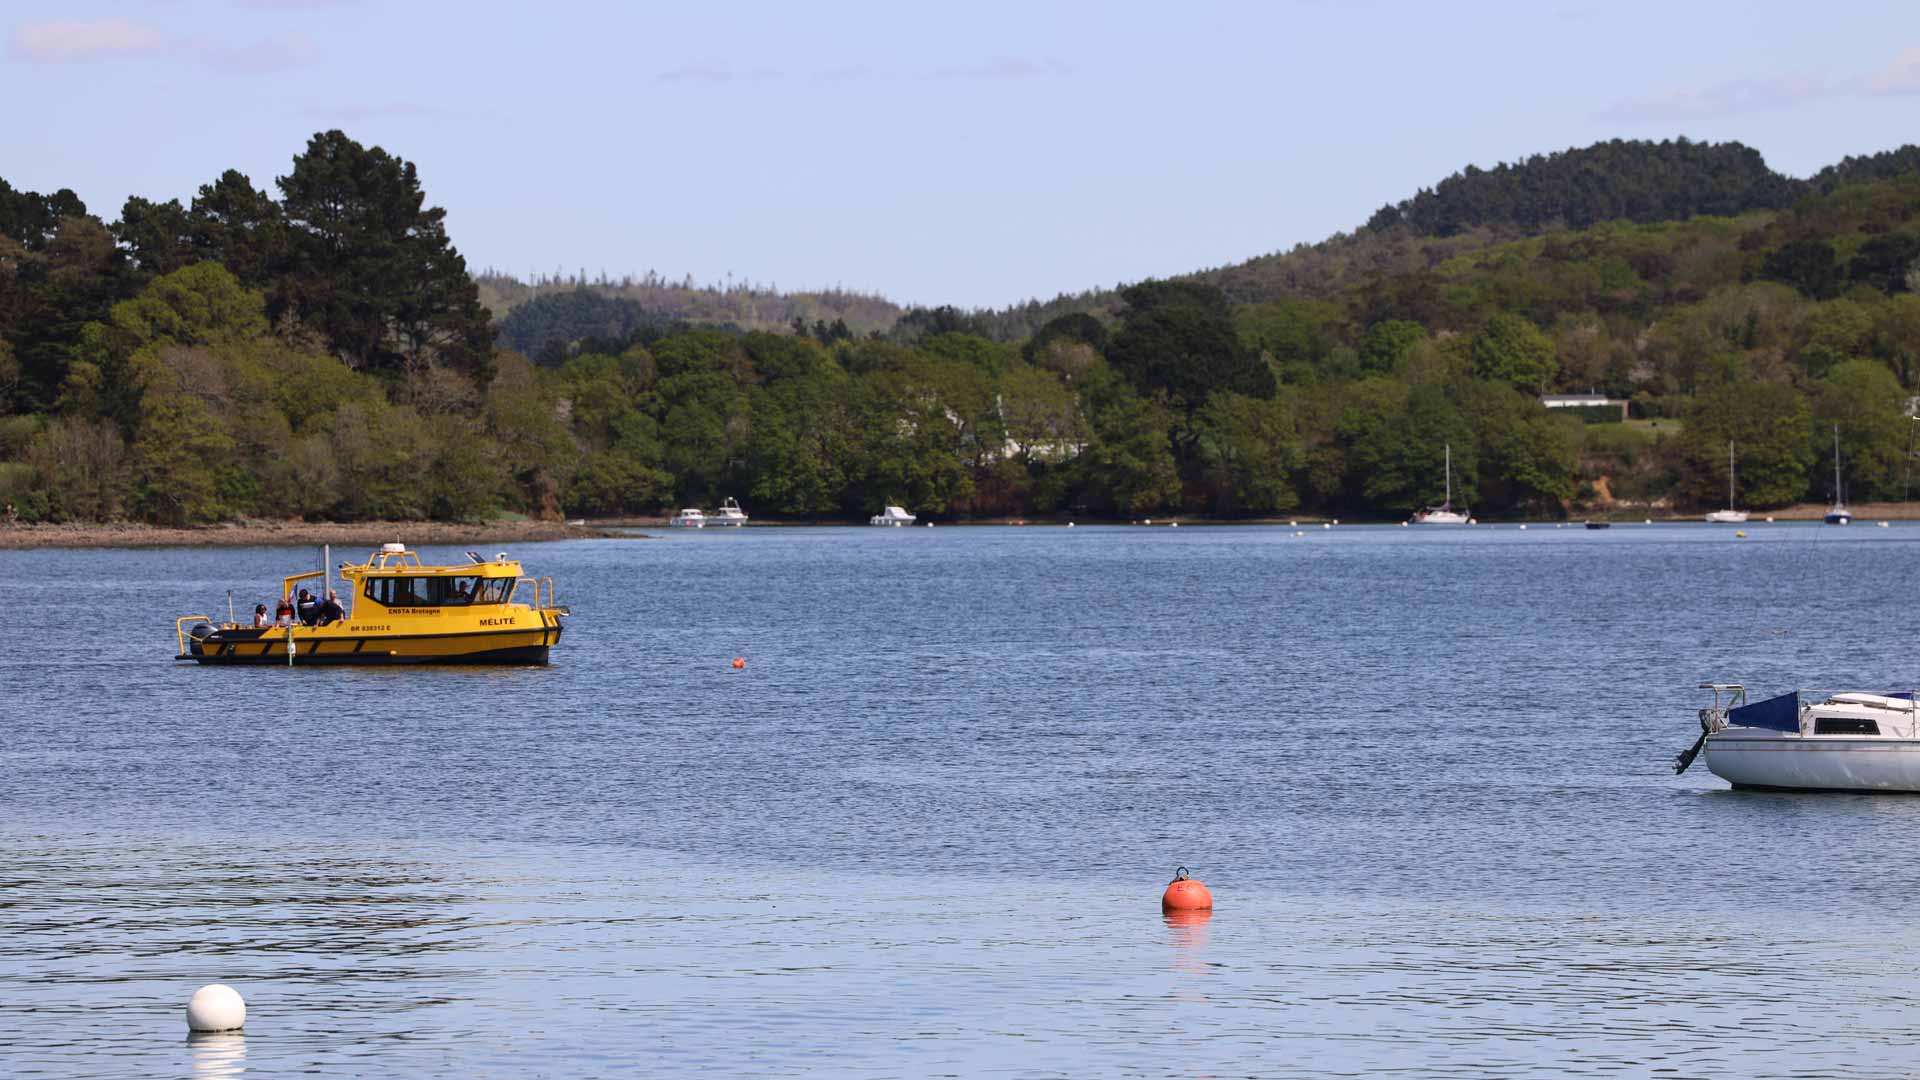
[1331, 519, 1339, 526]
[1289, 520, 1298, 527]
[1766, 516, 1775, 523]
[1067, 522, 1075, 528]
[1322, 522, 1331, 529]
[1400, 521, 1409, 527]
[1880, 521, 1891, 528]
[1170, 522, 1179, 528]
[1144, 519, 1153, 525]
[1519, 524, 1528, 530]
[1644, 518, 1652, 524]
[187, 984, 245, 1032]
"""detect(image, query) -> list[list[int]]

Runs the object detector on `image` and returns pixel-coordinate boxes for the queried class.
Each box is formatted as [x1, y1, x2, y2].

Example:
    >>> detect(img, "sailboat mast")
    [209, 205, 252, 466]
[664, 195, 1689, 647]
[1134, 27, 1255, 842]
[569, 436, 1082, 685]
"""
[1834, 424, 1842, 502]
[1728, 439, 1736, 510]
[1444, 443, 1452, 506]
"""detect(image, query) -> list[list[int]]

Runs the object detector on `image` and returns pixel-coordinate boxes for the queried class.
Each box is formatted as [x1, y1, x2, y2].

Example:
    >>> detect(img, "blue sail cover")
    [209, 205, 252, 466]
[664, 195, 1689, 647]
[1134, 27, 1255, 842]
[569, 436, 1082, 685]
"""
[1728, 691, 1801, 732]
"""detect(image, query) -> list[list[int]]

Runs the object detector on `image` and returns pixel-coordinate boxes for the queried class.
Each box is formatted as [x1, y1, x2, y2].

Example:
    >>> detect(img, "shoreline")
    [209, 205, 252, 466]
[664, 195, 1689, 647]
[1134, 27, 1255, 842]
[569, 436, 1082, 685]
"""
[6, 501, 1918, 548]
[0, 518, 634, 550]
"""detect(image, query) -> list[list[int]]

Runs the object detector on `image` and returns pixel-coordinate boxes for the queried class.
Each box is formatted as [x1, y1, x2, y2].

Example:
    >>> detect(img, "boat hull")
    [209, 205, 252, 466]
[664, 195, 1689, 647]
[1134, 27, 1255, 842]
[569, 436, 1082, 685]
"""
[1705, 510, 1749, 523]
[182, 625, 561, 666]
[1704, 732, 1920, 792]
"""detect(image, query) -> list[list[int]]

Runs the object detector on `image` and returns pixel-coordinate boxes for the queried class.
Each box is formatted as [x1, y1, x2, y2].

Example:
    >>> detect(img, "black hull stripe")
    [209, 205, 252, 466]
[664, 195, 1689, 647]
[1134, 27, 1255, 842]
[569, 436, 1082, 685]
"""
[189, 645, 551, 666]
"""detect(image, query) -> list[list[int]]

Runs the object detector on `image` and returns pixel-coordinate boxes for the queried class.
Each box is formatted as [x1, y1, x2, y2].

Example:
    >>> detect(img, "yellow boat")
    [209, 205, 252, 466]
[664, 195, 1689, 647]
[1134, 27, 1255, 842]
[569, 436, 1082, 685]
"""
[175, 544, 569, 666]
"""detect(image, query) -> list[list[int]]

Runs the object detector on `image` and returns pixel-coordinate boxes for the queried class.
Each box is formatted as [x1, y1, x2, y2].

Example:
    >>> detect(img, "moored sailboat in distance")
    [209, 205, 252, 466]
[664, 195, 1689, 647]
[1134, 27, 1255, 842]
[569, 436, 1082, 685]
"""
[1825, 424, 1851, 525]
[1410, 443, 1470, 524]
[1705, 439, 1748, 523]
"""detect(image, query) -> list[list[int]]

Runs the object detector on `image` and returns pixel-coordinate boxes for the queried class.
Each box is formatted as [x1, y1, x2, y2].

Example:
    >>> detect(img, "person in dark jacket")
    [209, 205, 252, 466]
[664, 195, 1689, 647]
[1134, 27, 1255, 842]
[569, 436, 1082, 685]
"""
[315, 590, 346, 626]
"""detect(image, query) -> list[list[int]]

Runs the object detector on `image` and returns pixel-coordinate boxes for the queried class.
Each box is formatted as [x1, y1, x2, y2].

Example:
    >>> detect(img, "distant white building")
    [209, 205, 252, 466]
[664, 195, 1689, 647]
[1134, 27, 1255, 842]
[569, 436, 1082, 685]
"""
[1540, 393, 1629, 421]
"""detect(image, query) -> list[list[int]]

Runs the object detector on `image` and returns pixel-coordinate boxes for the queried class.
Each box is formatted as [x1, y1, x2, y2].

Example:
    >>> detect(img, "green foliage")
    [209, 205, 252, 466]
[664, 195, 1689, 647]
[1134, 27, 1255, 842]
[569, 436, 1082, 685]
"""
[497, 288, 679, 361]
[1194, 391, 1301, 513]
[1234, 298, 1347, 375]
[1470, 313, 1557, 393]
[1108, 281, 1274, 410]
[1073, 369, 1180, 515]
[277, 130, 492, 377]
[1813, 360, 1909, 502]
[1386, 138, 1797, 237]
[10, 136, 1920, 526]
[1793, 299, 1874, 380]
[1361, 320, 1427, 373]
[1454, 379, 1578, 510]
[130, 392, 233, 524]
[1679, 382, 1814, 507]
[22, 416, 126, 520]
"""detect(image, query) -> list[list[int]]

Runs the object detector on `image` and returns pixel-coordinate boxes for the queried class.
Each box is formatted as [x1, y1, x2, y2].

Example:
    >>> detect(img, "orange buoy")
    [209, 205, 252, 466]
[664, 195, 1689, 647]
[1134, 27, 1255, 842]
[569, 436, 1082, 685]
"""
[731, 657, 745, 669]
[1161, 866, 1213, 911]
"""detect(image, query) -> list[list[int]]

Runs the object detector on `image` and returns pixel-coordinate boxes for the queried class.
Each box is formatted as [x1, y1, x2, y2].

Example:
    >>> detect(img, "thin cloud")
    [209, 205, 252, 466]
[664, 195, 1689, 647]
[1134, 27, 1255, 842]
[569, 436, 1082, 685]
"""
[8, 17, 318, 74]
[813, 64, 875, 84]
[1603, 47, 1920, 121]
[1602, 70, 1834, 120]
[303, 102, 434, 123]
[8, 18, 170, 62]
[202, 32, 316, 75]
[933, 57, 1072, 80]
[1867, 47, 1920, 95]
[657, 64, 783, 84]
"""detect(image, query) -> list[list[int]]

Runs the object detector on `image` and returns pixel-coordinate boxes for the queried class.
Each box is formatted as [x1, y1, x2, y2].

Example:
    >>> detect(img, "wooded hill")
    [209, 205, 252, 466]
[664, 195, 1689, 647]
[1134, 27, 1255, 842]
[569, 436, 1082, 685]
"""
[1, 134, 1917, 526]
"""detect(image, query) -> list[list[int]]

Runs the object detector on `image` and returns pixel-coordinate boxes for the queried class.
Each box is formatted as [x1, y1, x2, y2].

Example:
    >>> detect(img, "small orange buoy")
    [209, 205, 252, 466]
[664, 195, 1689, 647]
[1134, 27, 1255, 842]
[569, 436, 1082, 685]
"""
[731, 657, 745, 669]
[1161, 866, 1213, 911]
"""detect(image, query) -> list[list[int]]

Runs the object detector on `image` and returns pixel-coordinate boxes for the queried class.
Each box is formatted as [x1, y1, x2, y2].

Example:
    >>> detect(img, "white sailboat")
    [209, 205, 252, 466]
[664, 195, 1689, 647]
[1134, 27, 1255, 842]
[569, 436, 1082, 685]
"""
[1679, 684, 1920, 791]
[1704, 439, 1749, 523]
[1825, 425, 1851, 525]
[1410, 444, 1470, 525]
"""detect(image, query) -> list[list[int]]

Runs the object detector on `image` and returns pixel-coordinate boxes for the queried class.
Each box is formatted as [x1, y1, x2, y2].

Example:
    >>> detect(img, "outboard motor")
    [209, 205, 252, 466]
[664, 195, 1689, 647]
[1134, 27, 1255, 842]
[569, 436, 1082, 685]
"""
[188, 622, 214, 656]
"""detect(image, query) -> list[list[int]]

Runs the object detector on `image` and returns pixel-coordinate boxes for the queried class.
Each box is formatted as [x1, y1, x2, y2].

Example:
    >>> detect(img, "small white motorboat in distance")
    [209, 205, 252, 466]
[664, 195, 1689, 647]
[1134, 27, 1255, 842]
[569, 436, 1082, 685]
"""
[870, 505, 917, 527]
[1677, 683, 1920, 791]
[668, 508, 706, 529]
[710, 497, 749, 526]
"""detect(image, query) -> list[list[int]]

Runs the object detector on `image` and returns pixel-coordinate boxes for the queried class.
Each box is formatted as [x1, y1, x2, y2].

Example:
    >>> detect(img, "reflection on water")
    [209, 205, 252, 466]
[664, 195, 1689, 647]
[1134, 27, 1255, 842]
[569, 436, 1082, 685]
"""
[8, 526, 1920, 1076]
[187, 1033, 245, 1079]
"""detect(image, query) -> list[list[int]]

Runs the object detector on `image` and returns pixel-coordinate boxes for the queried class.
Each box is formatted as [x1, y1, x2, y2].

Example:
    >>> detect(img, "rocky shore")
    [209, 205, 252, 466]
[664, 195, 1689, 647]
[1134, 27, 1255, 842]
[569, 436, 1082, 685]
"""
[0, 518, 636, 549]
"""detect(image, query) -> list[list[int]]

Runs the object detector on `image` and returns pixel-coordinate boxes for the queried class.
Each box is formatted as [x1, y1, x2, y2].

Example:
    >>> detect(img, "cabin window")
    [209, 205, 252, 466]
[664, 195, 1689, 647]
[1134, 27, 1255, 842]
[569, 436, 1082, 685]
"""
[362, 575, 509, 607]
[433, 576, 508, 605]
[1813, 717, 1880, 735]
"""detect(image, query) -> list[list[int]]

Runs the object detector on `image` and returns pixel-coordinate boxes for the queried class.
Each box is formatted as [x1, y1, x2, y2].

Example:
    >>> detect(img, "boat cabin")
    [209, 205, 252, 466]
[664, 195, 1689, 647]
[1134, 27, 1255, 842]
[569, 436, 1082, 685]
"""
[1716, 687, 1920, 739]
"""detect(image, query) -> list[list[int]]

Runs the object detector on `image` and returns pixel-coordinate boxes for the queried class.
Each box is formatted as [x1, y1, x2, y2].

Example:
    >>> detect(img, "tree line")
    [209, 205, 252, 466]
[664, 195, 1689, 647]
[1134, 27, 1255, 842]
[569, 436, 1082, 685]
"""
[2, 133, 1918, 526]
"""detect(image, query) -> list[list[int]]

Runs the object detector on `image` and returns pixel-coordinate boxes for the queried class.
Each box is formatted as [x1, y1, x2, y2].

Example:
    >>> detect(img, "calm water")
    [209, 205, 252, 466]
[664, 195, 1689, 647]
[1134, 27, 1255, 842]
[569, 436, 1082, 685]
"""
[5, 523, 1920, 1078]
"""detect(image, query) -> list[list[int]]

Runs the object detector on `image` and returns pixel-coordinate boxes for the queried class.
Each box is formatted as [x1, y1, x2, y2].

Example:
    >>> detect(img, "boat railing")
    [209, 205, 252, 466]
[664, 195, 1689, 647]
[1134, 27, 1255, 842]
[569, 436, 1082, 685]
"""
[511, 576, 568, 614]
[1697, 683, 1747, 732]
[175, 615, 215, 657]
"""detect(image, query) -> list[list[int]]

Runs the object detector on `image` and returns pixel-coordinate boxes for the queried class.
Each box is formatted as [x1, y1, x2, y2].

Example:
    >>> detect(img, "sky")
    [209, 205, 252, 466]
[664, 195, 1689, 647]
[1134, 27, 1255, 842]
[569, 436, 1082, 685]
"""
[3, 0, 1919, 310]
